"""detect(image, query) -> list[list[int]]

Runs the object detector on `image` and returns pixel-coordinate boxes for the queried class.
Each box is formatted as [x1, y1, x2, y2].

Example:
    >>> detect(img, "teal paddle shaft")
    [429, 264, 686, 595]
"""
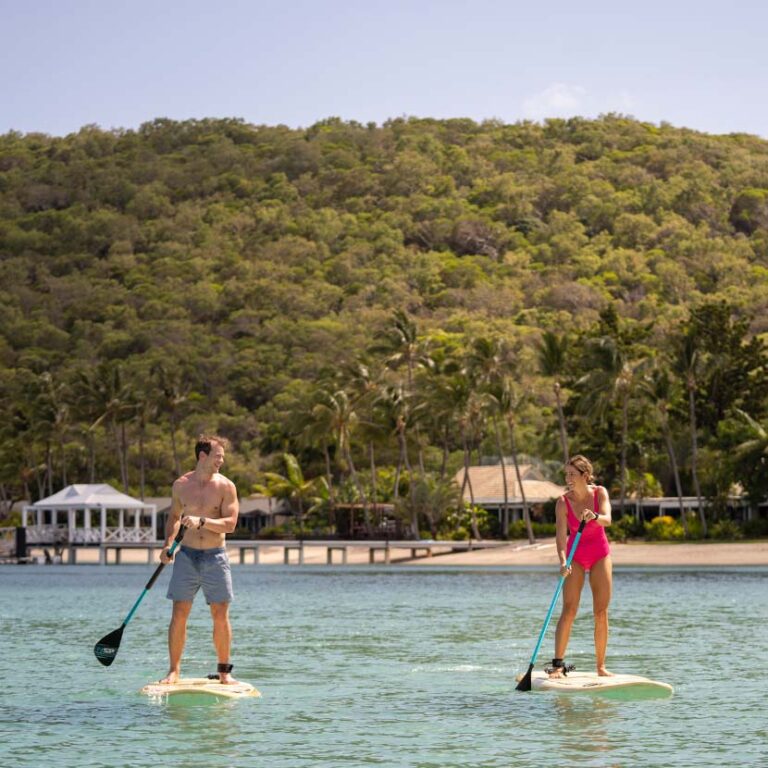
[516, 517, 588, 691]
[123, 528, 185, 625]
[94, 526, 185, 666]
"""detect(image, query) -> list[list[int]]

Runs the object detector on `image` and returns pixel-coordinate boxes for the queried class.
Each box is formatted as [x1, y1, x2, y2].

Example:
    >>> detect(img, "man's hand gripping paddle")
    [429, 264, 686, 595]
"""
[516, 517, 588, 691]
[93, 527, 185, 667]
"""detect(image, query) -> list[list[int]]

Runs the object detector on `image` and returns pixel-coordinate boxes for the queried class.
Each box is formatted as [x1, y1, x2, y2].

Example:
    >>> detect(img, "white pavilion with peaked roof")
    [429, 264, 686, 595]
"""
[22, 484, 158, 546]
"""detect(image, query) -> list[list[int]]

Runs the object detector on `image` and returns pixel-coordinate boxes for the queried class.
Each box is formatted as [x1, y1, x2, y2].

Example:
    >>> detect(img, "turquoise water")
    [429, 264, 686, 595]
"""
[1, 564, 766, 768]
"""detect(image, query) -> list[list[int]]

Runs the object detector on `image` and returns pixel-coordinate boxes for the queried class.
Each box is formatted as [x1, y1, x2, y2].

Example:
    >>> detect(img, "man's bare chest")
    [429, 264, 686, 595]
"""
[178, 484, 224, 516]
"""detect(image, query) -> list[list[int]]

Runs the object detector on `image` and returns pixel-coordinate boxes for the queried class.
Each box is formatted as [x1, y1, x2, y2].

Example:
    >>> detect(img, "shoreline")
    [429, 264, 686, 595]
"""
[22, 538, 768, 567]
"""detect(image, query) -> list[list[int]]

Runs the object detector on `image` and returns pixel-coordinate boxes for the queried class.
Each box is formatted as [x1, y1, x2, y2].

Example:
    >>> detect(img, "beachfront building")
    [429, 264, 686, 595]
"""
[454, 464, 564, 531]
[21, 484, 158, 548]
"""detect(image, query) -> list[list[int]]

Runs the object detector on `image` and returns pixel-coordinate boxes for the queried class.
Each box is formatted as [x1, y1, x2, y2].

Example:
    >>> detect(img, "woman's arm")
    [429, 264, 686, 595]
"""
[594, 486, 612, 527]
[555, 497, 570, 573]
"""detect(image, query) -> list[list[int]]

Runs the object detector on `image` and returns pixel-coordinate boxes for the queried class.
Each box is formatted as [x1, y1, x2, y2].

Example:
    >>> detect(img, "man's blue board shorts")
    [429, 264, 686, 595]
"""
[166, 545, 234, 604]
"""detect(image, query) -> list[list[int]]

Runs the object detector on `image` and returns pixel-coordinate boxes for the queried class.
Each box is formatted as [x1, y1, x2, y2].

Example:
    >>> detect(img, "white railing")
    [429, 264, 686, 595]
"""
[70, 529, 103, 544]
[102, 527, 156, 543]
[25, 525, 69, 544]
[24, 525, 156, 544]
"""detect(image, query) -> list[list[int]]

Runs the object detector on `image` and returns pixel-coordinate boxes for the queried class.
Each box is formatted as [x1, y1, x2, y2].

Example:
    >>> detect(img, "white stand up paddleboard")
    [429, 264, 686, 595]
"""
[527, 671, 673, 699]
[140, 678, 261, 701]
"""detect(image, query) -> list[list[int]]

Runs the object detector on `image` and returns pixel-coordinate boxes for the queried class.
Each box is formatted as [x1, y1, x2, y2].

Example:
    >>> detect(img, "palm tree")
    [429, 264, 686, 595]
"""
[499, 378, 535, 544]
[312, 389, 371, 535]
[344, 360, 386, 521]
[289, 386, 339, 529]
[254, 453, 328, 561]
[369, 309, 432, 473]
[128, 379, 158, 501]
[457, 388, 485, 540]
[34, 372, 71, 494]
[642, 365, 688, 536]
[417, 355, 464, 480]
[152, 363, 194, 478]
[466, 337, 513, 537]
[575, 336, 647, 516]
[537, 331, 570, 464]
[369, 309, 423, 388]
[375, 382, 423, 537]
[674, 335, 707, 536]
[399, 474, 457, 539]
[732, 409, 768, 507]
[74, 362, 134, 491]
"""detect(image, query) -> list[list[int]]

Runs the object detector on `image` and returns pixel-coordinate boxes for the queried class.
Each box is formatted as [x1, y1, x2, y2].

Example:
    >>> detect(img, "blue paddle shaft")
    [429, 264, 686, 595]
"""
[122, 530, 184, 626]
[525, 518, 588, 667]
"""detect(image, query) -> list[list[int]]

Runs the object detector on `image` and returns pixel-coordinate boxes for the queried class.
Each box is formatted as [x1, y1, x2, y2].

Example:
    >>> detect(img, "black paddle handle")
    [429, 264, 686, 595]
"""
[145, 527, 186, 590]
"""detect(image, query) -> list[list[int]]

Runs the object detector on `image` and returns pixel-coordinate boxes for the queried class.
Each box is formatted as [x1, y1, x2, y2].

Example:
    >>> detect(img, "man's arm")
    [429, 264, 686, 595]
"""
[160, 483, 183, 563]
[183, 481, 239, 534]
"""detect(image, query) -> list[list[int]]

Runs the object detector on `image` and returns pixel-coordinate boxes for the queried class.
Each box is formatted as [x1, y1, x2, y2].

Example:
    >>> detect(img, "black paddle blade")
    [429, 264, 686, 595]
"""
[516, 663, 534, 692]
[94, 625, 125, 667]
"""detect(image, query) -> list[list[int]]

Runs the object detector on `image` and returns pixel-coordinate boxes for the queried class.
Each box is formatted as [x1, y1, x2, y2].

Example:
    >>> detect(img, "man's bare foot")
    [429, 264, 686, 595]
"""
[159, 670, 180, 684]
[597, 667, 614, 677]
[219, 671, 239, 685]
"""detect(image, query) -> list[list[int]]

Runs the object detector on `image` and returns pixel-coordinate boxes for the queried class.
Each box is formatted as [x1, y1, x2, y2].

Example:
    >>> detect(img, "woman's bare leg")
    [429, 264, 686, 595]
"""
[589, 555, 613, 676]
[550, 563, 585, 676]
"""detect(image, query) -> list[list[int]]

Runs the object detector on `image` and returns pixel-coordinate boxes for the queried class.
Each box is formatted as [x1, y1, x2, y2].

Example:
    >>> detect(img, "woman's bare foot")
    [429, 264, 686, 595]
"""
[159, 670, 180, 684]
[597, 666, 614, 677]
[219, 671, 239, 685]
[547, 667, 565, 678]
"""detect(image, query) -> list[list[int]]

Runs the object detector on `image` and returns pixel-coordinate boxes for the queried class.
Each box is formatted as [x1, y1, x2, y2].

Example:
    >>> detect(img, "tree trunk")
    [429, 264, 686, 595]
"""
[510, 421, 534, 544]
[688, 381, 707, 536]
[138, 417, 146, 501]
[59, 435, 67, 487]
[461, 433, 480, 539]
[554, 382, 569, 464]
[324, 444, 336, 533]
[393, 449, 403, 503]
[398, 426, 419, 538]
[297, 496, 304, 563]
[117, 420, 129, 493]
[494, 419, 510, 537]
[369, 441, 378, 527]
[661, 413, 688, 537]
[170, 411, 181, 478]
[345, 446, 371, 535]
[619, 392, 628, 516]
[440, 427, 449, 480]
[88, 429, 96, 483]
[45, 441, 53, 496]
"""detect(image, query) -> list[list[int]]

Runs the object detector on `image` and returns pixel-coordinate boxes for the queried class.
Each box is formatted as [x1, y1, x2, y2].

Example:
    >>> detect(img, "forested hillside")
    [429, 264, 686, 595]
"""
[2, 116, 768, 533]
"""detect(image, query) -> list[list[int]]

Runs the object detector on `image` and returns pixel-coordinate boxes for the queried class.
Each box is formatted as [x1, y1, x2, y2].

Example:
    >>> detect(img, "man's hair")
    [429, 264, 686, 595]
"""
[195, 434, 230, 461]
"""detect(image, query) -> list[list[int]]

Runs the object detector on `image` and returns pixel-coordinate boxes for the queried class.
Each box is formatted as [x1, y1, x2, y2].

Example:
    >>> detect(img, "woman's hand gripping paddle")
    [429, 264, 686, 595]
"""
[516, 517, 587, 691]
[93, 528, 185, 667]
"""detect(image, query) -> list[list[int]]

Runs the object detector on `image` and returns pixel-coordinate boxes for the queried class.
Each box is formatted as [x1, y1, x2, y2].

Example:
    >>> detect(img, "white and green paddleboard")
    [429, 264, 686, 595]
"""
[528, 671, 673, 699]
[140, 678, 261, 702]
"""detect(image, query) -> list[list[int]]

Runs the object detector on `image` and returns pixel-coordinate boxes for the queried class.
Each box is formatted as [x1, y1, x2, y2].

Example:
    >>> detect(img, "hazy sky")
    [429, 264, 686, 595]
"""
[2, 0, 766, 137]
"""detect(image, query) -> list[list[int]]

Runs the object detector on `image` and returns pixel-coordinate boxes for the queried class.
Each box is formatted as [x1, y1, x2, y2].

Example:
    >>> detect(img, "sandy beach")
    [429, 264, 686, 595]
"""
[27, 539, 768, 567]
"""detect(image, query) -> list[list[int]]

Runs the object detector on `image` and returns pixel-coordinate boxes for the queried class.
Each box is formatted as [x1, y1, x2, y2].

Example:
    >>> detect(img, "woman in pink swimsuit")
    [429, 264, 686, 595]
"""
[548, 454, 613, 678]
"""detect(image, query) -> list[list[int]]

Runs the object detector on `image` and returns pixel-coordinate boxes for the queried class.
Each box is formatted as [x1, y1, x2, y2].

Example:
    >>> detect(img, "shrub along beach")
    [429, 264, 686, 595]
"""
[1, 116, 768, 541]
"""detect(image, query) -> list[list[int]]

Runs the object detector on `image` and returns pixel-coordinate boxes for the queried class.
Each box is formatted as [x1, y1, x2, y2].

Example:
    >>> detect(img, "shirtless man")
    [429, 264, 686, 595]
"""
[159, 435, 239, 684]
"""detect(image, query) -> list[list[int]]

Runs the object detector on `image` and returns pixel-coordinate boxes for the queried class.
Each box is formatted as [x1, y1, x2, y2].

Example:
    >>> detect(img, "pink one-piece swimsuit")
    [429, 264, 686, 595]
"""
[564, 487, 611, 571]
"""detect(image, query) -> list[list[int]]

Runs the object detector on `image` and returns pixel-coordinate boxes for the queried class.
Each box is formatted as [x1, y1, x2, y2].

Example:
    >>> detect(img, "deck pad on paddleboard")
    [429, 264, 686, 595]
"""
[140, 678, 260, 699]
[528, 671, 672, 698]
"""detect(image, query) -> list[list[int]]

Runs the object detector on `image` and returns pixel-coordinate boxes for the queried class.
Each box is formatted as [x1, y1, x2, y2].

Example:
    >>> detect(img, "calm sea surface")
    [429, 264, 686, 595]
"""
[0, 563, 766, 768]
